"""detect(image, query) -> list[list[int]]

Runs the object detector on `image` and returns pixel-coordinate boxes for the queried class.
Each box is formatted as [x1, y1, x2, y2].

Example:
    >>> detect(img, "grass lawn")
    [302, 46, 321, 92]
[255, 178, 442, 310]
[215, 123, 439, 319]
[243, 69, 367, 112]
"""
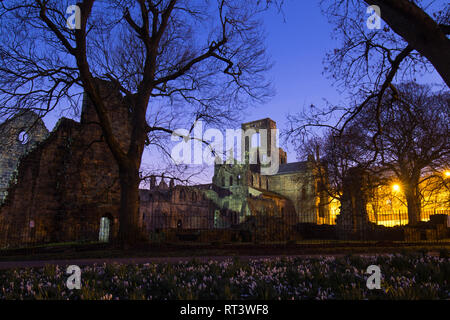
[1, 240, 450, 262]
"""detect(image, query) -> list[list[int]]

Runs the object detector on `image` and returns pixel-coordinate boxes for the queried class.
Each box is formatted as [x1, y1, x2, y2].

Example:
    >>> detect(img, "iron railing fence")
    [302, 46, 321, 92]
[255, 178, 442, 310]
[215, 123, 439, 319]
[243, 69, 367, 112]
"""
[367, 209, 450, 227]
[0, 209, 449, 250]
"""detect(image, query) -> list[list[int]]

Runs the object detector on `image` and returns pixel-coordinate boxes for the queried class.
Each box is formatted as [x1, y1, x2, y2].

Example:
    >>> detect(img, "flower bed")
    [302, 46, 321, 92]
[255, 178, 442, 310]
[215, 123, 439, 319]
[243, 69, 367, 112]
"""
[0, 254, 449, 300]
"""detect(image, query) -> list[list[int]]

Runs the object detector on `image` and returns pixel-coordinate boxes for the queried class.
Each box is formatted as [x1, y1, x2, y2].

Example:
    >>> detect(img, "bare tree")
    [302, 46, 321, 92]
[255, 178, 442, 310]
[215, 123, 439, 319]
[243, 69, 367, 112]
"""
[288, 0, 448, 185]
[289, 82, 449, 226]
[323, 0, 450, 87]
[0, 0, 279, 245]
[290, 1, 448, 154]
[292, 121, 383, 213]
[364, 0, 450, 86]
[360, 83, 449, 224]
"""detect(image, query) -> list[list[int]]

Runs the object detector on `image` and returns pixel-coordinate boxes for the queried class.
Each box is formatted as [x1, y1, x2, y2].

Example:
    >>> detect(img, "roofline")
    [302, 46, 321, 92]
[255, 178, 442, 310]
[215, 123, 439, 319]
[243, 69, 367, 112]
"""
[241, 118, 275, 126]
[0, 111, 43, 130]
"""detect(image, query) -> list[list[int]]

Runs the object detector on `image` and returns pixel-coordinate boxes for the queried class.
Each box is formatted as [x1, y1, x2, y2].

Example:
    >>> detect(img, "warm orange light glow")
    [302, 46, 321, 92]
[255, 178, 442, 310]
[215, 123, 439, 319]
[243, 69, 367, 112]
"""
[392, 184, 401, 192]
[445, 171, 450, 177]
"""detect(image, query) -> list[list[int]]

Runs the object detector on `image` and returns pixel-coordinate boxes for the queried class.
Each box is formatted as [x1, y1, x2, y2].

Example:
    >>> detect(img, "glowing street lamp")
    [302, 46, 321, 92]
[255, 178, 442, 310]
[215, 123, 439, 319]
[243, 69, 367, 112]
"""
[392, 184, 401, 192]
[444, 171, 450, 178]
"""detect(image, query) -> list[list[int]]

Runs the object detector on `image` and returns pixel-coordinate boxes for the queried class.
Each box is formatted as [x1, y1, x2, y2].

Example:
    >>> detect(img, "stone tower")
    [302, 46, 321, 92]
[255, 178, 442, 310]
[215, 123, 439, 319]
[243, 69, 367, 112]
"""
[0, 112, 49, 202]
[0, 79, 132, 247]
[241, 118, 284, 176]
[241, 118, 277, 164]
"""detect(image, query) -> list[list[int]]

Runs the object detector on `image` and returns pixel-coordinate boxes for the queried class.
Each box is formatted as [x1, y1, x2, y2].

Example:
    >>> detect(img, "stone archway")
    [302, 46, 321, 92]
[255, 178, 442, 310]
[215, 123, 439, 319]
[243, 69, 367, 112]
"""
[99, 213, 113, 242]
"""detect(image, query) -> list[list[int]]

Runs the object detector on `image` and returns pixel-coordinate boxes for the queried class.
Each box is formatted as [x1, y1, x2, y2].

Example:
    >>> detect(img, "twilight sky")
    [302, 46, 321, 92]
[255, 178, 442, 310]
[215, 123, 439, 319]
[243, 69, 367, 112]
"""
[239, 0, 343, 161]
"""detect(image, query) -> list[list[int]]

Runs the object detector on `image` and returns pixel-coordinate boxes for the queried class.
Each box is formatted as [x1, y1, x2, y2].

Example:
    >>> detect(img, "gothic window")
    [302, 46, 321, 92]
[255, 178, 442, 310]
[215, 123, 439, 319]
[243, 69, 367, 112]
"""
[99, 216, 111, 243]
[177, 219, 182, 229]
[221, 176, 225, 186]
[245, 136, 250, 154]
[237, 174, 241, 185]
[229, 176, 233, 186]
[180, 189, 186, 201]
[192, 192, 197, 202]
[259, 176, 261, 188]
[266, 179, 269, 190]
[251, 175, 254, 186]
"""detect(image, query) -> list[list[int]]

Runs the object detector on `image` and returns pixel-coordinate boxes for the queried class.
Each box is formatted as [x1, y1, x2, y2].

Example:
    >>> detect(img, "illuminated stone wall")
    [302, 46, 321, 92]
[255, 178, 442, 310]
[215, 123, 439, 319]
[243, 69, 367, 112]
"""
[0, 80, 130, 247]
[211, 117, 332, 225]
[267, 165, 322, 224]
[140, 183, 218, 230]
[0, 112, 49, 202]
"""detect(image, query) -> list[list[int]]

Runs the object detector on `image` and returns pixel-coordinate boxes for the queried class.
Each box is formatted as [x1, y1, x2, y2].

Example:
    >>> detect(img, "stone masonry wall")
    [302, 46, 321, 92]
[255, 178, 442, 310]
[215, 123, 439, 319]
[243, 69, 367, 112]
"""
[0, 112, 49, 202]
[0, 80, 131, 248]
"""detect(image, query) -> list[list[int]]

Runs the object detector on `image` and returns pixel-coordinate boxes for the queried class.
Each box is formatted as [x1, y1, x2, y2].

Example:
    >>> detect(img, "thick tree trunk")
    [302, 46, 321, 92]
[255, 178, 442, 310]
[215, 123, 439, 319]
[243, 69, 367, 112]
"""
[365, 0, 450, 87]
[405, 185, 421, 226]
[117, 164, 146, 246]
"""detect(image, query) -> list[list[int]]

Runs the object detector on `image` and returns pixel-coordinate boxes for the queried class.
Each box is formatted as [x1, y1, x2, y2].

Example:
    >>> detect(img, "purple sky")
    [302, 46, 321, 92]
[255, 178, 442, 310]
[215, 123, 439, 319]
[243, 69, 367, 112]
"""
[240, 1, 343, 161]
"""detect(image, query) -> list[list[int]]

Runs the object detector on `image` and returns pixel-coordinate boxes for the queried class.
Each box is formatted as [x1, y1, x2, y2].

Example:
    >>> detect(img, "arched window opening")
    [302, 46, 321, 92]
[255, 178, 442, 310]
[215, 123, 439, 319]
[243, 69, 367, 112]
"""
[99, 216, 111, 243]
[229, 176, 233, 186]
[245, 136, 250, 154]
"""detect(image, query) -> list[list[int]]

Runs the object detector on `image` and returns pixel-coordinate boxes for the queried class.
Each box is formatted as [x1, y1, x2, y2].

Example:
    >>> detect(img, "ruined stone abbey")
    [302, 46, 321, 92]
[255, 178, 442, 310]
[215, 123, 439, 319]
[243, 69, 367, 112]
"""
[0, 81, 334, 246]
[140, 117, 333, 234]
